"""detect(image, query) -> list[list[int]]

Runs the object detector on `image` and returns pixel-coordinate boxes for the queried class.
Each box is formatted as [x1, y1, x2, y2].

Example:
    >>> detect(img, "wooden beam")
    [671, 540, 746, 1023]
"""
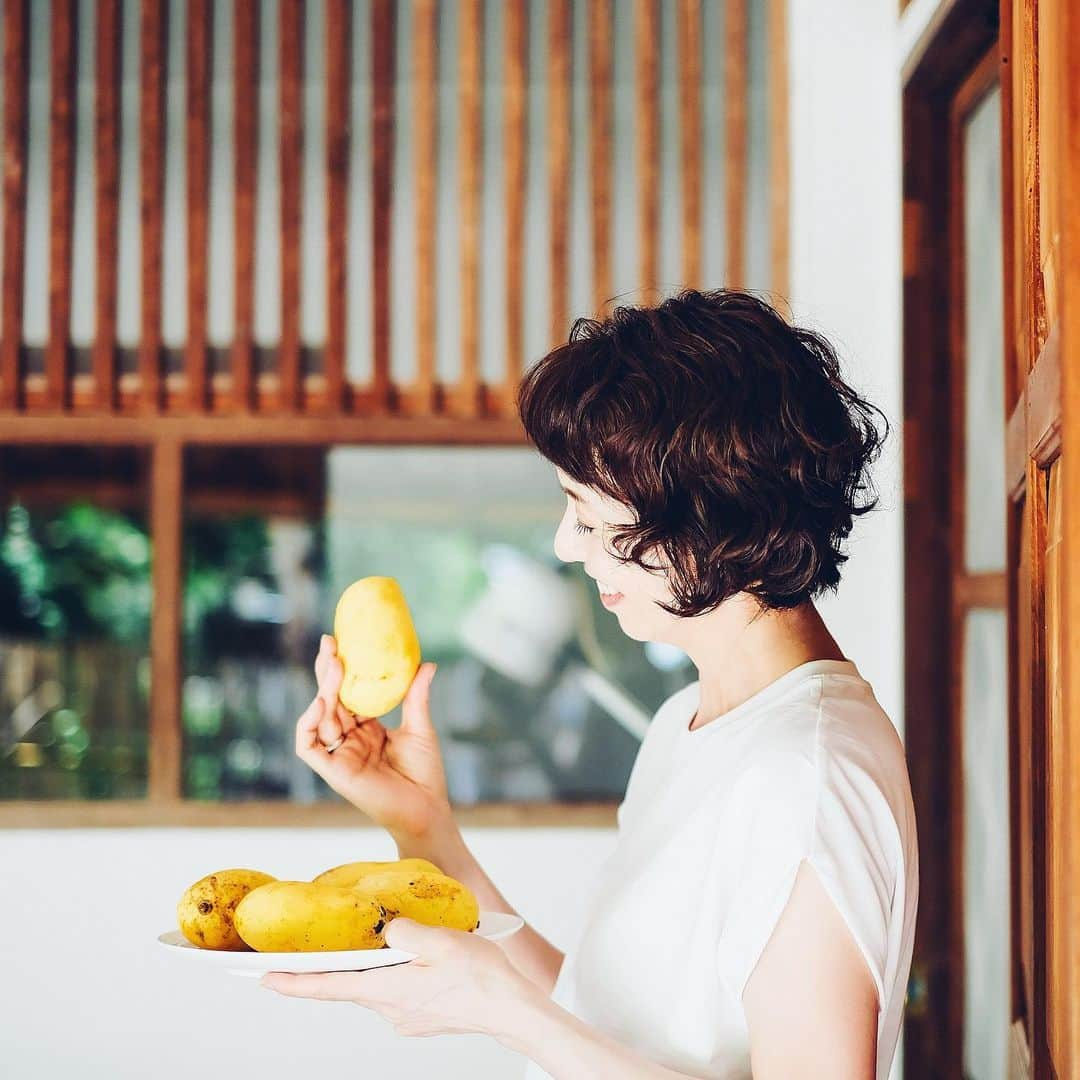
[1, 0, 29, 412]
[504, 0, 528, 383]
[1027, 322, 1061, 466]
[589, 0, 611, 314]
[678, 0, 701, 288]
[139, 0, 166, 412]
[370, 0, 395, 409]
[635, 0, 659, 292]
[0, 799, 620, 830]
[325, 0, 351, 414]
[186, 0, 211, 412]
[454, 0, 483, 416]
[94, 0, 121, 412]
[724, 0, 748, 288]
[47, 1, 77, 411]
[0, 413, 528, 445]
[279, 0, 303, 412]
[148, 439, 183, 803]
[412, 0, 438, 414]
[767, 0, 789, 301]
[549, 0, 571, 344]
[952, 570, 1008, 610]
[232, 0, 258, 412]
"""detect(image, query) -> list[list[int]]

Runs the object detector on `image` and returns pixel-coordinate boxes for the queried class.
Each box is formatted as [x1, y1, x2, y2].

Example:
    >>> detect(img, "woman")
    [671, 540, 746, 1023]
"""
[261, 289, 919, 1080]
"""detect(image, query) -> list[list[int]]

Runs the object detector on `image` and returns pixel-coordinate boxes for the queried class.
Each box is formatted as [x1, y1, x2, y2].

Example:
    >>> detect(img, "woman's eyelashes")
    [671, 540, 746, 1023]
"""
[573, 520, 594, 536]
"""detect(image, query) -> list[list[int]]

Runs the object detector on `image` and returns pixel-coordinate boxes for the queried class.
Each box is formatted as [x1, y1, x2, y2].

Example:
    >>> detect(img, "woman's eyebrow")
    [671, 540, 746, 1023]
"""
[560, 484, 585, 504]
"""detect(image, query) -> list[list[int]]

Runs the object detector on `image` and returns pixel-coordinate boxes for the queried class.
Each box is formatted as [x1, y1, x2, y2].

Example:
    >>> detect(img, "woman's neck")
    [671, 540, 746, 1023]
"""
[677, 597, 846, 730]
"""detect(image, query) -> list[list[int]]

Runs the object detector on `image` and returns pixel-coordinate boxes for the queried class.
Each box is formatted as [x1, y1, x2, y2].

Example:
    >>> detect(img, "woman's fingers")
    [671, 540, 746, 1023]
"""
[295, 689, 347, 758]
[296, 694, 327, 757]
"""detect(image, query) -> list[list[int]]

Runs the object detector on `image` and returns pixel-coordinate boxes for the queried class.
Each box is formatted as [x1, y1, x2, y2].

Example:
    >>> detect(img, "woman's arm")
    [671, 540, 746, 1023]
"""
[496, 984, 711, 1079]
[394, 814, 566, 995]
[742, 860, 879, 1079]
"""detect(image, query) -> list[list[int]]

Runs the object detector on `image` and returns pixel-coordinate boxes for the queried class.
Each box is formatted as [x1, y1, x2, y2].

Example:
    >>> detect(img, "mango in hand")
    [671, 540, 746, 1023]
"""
[333, 576, 422, 717]
[313, 856, 443, 889]
[177, 868, 277, 951]
[234, 881, 389, 952]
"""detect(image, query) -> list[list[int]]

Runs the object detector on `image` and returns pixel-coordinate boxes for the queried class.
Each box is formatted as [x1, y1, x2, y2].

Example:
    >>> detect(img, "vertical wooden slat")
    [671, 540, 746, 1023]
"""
[635, 0, 659, 293]
[148, 438, 183, 802]
[279, 0, 303, 412]
[413, 0, 438, 413]
[186, 0, 211, 411]
[1060, 0, 1080, 1059]
[725, 0, 748, 288]
[504, 0, 528, 387]
[1, 0, 30, 412]
[678, 0, 701, 287]
[370, 0, 394, 410]
[767, 0, 789, 301]
[94, 0, 122, 411]
[47, 1, 77, 411]
[325, 0, 351, 413]
[232, 0, 258, 411]
[548, 0, 571, 345]
[589, 0, 611, 316]
[139, 0, 166, 412]
[456, 0, 483, 416]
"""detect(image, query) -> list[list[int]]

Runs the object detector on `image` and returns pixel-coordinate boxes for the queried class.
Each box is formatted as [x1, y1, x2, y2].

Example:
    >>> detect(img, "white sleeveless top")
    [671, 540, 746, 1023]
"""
[522, 659, 918, 1079]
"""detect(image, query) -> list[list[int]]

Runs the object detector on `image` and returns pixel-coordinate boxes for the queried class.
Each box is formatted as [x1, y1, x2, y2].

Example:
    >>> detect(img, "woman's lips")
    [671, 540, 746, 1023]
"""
[600, 591, 624, 608]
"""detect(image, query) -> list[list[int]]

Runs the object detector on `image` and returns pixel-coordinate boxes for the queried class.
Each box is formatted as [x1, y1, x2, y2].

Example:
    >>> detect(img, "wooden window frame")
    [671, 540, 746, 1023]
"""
[0, 420, 624, 829]
[900, 0, 1001, 1074]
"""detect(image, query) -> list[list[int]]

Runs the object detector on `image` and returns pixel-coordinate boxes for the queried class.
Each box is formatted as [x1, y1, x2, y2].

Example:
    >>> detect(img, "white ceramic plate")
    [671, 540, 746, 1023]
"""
[157, 910, 524, 978]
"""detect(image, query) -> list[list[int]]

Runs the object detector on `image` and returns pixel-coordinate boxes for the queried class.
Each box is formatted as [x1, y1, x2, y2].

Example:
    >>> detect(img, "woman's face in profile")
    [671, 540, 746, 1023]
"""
[551, 467, 680, 643]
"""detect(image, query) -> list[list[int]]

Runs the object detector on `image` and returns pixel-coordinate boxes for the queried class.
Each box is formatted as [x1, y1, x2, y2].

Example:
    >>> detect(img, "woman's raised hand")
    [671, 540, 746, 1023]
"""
[295, 635, 453, 844]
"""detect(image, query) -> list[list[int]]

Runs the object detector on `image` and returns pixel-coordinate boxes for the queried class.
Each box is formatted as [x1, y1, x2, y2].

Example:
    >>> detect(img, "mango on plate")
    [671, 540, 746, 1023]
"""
[177, 868, 277, 951]
[333, 576, 421, 717]
[234, 881, 389, 952]
[313, 857, 443, 889]
[354, 870, 480, 933]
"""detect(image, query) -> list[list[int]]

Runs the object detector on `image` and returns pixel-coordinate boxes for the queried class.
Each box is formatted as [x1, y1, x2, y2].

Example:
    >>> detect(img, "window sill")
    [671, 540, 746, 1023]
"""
[0, 800, 619, 829]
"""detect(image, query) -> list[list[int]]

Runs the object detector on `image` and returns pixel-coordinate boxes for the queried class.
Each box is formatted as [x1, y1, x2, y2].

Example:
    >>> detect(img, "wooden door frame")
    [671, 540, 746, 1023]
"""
[901, 1, 1000, 1075]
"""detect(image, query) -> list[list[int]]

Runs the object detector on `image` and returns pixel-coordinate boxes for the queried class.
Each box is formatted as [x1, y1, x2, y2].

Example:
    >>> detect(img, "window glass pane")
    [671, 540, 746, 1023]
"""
[181, 445, 693, 804]
[0, 447, 151, 799]
[962, 607, 1009, 1080]
[963, 85, 1006, 572]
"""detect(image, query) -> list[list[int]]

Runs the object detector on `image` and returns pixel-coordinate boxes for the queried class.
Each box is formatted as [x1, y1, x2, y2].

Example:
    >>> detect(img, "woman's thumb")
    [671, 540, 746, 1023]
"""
[399, 662, 438, 734]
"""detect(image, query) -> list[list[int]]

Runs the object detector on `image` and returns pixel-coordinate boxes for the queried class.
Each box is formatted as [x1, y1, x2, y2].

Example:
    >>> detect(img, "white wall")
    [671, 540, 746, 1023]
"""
[787, 0, 904, 736]
[1, 826, 616, 1079]
[2, 2, 907, 1077]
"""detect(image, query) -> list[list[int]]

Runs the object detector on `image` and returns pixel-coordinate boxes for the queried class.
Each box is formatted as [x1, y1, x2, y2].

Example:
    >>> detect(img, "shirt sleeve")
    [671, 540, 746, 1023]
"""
[715, 736, 894, 1011]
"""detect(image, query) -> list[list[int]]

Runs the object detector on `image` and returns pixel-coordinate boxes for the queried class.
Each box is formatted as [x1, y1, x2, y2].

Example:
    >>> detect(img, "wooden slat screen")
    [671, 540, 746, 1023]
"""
[0, 0, 786, 426]
[0, 0, 790, 824]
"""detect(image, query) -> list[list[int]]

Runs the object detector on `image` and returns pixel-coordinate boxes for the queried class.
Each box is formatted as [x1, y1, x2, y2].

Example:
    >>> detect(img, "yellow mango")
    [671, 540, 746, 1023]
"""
[234, 881, 389, 952]
[177, 868, 277, 951]
[333, 576, 421, 717]
[354, 870, 480, 933]
[313, 857, 443, 889]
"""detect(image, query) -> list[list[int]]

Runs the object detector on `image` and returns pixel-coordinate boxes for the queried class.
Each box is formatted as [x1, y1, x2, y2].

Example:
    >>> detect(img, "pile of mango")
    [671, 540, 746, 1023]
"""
[177, 858, 480, 953]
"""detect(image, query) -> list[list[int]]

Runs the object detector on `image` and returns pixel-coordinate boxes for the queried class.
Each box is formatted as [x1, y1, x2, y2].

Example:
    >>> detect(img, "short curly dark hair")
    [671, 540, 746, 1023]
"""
[516, 288, 889, 617]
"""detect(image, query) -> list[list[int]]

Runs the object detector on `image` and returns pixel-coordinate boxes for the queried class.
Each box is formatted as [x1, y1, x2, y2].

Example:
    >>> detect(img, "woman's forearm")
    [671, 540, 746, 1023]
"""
[496, 987, 698, 1079]
[393, 815, 566, 995]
